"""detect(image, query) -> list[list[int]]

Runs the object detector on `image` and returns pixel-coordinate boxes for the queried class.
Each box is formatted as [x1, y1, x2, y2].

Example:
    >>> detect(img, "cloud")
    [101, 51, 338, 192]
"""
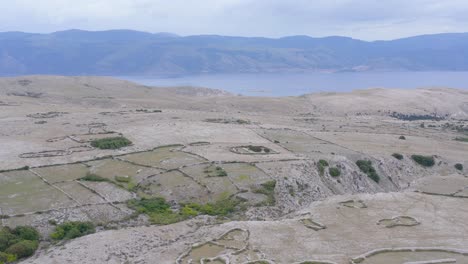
[1, 0, 468, 40]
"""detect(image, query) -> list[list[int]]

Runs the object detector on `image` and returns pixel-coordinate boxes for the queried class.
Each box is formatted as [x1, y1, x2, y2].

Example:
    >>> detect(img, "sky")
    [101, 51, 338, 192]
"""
[1, 0, 468, 40]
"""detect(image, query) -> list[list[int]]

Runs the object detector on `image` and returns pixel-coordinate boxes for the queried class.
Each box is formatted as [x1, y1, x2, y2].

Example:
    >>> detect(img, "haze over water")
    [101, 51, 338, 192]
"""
[120, 71, 468, 97]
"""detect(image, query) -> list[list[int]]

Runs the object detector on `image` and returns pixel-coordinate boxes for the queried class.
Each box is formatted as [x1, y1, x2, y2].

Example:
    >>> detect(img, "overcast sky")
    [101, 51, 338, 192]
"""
[1, 0, 467, 40]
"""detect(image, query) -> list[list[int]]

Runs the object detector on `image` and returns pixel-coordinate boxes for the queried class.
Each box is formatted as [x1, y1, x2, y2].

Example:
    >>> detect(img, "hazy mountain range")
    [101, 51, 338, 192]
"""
[1, 29, 468, 75]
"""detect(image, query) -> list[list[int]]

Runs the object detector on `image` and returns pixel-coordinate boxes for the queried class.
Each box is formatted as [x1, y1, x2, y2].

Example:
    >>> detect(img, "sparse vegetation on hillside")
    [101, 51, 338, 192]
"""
[90, 136, 132, 149]
[50, 222, 95, 241]
[392, 153, 404, 160]
[356, 160, 380, 183]
[0, 226, 40, 263]
[253, 180, 277, 206]
[390, 112, 445, 121]
[411, 155, 435, 167]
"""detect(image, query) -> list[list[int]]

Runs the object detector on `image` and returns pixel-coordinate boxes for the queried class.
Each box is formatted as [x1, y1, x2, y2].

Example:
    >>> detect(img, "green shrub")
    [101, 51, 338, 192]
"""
[0, 228, 16, 252]
[399, 135, 406, 140]
[11, 226, 39, 242]
[50, 222, 95, 240]
[318, 160, 329, 167]
[80, 173, 109, 182]
[127, 197, 170, 214]
[0, 226, 40, 262]
[455, 163, 464, 171]
[411, 155, 435, 167]
[0, 252, 17, 263]
[318, 159, 329, 176]
[455, 137, 468, 142]
[5, 240, 38, 259]
[392, 153, 404, 160]
[90, 137, 132, 149]
[329, 167, 341, 177]
[356, 160, 380, 183]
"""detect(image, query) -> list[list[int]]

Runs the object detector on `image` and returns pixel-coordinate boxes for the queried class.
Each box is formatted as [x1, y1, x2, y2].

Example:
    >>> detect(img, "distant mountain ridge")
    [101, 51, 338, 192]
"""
[1, 29, 468, 75]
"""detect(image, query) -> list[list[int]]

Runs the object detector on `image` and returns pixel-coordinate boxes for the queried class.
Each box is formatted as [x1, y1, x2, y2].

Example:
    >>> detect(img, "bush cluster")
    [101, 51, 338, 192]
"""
[356, 160, 380, 183]
[0, 226, 40, 263]
[50, 222, 95, 241]
[411, 155, 435, 167]
[90, 136, 132, 149]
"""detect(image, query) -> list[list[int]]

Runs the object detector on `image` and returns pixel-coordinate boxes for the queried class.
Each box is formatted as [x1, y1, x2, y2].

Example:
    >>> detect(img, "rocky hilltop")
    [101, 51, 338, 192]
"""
[0, 76, 467, 264]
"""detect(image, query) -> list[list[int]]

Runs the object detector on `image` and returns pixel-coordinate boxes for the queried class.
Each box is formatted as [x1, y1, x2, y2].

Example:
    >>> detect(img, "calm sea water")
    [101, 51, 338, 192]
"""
[120, 72, 468, 97]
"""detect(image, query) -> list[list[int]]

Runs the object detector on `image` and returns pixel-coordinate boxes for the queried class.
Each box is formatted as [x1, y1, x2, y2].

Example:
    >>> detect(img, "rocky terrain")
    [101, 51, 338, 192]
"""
[0, 76, 467, 264]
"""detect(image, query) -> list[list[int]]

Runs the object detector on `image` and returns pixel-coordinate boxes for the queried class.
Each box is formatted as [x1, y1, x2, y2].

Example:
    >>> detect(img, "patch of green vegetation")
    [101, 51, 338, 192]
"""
[246, 145, 270, 153]
[253, 180, 277, 206]
[356, 160, 380, 183]
[184, 198, 241, 217]
[329, 167, 341, 177]
[128, 197, 243, 225]
[79, 173, 109, 182]
[454, 137, 468, 142]
[50, 222, 95, 241]
[392, 153, 404, 160]
[204, 165, 228, 177]
[0, 252, 17, 264]
[411, 155, 435, 167]
[0, 226, 40, 263]
[455, 163, 464, 171]
[317, 159, 329, 176]
[90, 136, 132, 150]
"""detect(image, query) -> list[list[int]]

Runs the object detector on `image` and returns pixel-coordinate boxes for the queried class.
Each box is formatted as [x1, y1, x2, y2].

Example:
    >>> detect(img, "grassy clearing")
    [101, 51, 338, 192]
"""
[411, 155, 435, 167]
[356, 160, 380, 183]
[50, 222, 95, 241]
[0, 226, 40, 263]
[90, 136, 132, 149]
